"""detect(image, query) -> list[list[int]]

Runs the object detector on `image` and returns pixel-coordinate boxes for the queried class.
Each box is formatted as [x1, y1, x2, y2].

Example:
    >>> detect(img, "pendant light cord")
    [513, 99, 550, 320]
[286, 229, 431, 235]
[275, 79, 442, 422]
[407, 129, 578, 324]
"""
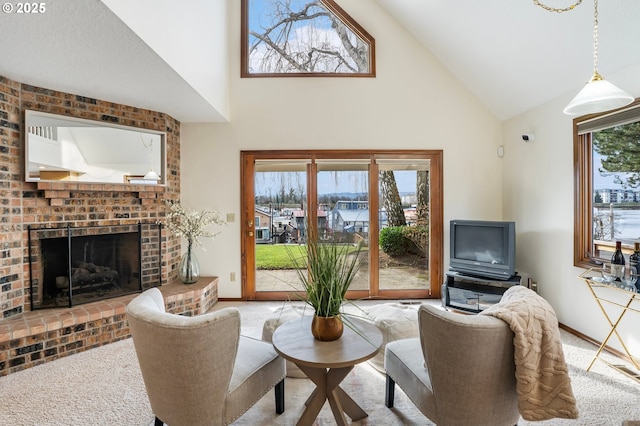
[534, 0, 601, 80]
[592, 0, 600, 77]
[532, 0, 582, 13]
[140, 133, 153, 150]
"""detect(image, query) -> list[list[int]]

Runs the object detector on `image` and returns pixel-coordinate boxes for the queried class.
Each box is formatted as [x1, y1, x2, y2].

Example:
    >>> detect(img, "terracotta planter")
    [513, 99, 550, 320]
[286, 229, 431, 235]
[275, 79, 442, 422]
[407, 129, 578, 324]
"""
[311, 314, 344, 341]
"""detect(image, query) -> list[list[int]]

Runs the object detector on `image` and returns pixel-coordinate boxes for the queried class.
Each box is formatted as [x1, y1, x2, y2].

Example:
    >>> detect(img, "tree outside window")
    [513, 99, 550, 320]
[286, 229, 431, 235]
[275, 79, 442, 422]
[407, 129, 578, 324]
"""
[241, 0, 375, 77]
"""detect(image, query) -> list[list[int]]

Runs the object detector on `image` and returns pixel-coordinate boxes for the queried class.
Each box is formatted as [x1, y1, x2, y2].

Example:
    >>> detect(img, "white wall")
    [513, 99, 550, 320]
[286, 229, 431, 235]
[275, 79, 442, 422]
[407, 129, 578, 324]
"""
[502, 98, 582, 323]
[181, 0, 503, 298]
[103, 0, 230, 121]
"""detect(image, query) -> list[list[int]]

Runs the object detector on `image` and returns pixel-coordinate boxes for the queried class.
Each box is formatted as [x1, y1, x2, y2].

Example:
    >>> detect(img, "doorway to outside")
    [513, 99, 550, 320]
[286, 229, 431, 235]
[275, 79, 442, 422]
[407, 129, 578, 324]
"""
[240, 150, 443, 301]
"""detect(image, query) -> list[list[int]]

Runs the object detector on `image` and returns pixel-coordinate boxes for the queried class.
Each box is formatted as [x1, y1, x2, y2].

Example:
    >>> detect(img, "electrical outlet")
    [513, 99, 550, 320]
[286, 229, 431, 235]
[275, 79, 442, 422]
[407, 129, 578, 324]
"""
[226, 213, 235, 222]
[230, 272, 236, 282]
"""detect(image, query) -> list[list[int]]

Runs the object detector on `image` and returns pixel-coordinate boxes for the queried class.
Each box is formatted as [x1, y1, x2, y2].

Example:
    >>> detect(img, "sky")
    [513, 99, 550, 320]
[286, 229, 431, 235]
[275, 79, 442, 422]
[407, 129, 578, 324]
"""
[593, 152, 634, 190]
[246, 0, 362, 74]
[255, 170, 419, 197]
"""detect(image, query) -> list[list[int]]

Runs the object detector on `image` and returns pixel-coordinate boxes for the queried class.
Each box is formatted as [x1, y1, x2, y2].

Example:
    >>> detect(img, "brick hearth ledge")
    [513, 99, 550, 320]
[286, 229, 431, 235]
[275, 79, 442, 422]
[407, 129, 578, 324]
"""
[0, 277, 218, 376]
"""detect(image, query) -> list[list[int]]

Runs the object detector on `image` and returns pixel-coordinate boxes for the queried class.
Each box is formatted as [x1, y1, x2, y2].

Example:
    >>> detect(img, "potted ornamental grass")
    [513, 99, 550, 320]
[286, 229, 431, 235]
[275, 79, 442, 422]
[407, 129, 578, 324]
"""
[287, 229, 364, 341]
[161, 200, 226, 284]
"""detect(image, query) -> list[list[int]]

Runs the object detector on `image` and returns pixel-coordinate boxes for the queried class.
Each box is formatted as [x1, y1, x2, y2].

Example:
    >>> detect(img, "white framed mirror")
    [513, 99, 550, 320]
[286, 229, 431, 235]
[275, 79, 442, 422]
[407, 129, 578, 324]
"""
[25, 110, 166, 185]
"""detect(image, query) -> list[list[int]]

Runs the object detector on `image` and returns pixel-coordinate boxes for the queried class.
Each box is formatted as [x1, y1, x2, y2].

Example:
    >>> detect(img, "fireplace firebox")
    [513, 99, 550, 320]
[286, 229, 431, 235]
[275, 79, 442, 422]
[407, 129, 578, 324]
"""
[28, 223, 161, 309]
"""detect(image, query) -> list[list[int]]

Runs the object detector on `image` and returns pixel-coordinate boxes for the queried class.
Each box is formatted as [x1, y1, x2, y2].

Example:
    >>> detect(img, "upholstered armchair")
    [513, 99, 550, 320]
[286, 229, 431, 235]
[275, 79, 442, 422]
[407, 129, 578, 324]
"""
[384, 304, 519, 426]
[126, 288, 285, 426]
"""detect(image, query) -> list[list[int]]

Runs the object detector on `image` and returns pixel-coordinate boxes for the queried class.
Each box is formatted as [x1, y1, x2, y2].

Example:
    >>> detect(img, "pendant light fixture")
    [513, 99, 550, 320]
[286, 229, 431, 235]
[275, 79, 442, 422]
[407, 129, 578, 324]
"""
[140, 134, 160, 182]
[143, 169, 160, 181]
[562, 0, 633, 115]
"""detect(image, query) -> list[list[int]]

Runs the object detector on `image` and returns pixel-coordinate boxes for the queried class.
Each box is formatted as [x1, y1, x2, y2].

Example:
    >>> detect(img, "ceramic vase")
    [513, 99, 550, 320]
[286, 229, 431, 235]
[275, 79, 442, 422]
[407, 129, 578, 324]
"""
[311, 314, 343, 341]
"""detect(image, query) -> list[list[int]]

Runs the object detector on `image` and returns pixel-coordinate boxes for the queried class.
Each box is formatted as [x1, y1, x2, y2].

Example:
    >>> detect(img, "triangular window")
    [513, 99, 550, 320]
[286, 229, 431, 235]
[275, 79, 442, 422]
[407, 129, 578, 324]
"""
[241, 0, 375, 77]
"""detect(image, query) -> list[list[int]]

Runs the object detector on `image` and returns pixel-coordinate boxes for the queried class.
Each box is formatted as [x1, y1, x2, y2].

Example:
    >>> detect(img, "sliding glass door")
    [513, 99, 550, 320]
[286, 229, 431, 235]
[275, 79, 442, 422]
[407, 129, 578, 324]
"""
[377, 160, 430, 292]
[253, 160, 308, 294]
[241, 150, 443, 301]
[315, 159, 371, 296]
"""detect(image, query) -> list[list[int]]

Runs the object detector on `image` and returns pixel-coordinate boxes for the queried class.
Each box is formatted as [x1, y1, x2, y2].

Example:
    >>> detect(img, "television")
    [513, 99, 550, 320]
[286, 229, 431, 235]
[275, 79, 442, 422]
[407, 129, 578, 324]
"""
[449, 219, 516, 280]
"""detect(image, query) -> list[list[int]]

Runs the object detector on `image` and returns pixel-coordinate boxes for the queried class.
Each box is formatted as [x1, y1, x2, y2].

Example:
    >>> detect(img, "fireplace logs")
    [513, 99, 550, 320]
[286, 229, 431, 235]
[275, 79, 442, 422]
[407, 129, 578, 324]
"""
[56, 261, 120, 292]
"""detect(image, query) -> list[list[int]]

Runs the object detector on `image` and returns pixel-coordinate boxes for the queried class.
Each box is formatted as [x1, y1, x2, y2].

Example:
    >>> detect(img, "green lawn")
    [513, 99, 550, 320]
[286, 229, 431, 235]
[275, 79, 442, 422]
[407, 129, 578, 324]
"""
[255, 244, 367, 269]
[256, 244, 307, 269]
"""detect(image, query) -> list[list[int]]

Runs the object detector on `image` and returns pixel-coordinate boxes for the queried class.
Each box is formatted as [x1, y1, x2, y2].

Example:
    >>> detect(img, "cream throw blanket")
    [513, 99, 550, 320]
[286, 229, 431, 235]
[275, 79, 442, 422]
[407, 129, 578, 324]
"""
[480, 285, 579, 421]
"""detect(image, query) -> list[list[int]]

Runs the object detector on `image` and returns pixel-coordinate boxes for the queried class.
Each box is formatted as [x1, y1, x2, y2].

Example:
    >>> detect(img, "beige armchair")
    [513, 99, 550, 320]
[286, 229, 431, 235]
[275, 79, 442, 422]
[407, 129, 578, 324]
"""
[384, 304, 519, 426]
[126, 288, 285, 426]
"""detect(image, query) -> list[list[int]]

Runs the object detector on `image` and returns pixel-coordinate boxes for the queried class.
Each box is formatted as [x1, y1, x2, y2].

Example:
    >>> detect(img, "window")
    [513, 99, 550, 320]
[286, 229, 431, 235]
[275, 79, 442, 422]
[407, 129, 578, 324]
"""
[241, 0, 375, 77]
[574, 100, 640, 266]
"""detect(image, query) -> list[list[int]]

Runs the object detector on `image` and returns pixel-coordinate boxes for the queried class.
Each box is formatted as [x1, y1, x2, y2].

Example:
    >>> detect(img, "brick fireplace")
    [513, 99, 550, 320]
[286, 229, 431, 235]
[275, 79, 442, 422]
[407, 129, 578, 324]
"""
[0, 75, 215, 376]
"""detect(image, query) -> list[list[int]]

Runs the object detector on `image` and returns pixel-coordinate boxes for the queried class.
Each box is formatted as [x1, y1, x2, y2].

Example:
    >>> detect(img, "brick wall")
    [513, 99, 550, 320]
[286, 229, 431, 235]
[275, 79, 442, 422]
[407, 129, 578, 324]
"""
[0, 75, 182, 321]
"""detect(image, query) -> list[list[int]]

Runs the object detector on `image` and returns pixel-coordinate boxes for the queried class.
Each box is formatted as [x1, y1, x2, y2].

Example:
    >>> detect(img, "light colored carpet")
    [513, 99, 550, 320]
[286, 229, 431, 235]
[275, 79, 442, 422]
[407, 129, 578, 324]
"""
[0, 300, 639, 425]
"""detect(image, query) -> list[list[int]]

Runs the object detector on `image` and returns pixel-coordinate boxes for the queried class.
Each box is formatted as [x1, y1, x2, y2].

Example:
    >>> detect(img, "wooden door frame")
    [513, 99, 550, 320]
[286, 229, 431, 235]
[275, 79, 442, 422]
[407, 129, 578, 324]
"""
[241, 150, 443, 301]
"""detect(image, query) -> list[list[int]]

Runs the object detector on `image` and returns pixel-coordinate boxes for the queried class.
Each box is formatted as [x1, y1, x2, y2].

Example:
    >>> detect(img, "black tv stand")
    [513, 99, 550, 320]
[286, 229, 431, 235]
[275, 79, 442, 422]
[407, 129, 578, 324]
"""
[442, 271, 521, 313]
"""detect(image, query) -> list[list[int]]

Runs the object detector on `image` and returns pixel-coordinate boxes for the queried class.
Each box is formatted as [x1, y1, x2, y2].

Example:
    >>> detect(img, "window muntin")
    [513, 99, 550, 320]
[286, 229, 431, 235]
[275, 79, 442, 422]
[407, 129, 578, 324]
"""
[241, 0, 375, 77]
[575, 100, 640, 266]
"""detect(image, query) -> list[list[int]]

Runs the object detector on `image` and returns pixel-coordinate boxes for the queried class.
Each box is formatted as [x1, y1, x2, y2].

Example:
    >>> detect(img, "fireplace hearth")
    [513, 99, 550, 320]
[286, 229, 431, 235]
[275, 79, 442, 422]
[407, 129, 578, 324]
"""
[28, 223, 161, 309]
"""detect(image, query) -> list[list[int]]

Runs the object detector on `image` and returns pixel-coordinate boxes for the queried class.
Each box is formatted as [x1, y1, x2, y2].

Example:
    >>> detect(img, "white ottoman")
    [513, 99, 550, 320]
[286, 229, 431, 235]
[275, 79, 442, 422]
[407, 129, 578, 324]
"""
[362, 303, 420, 373]
[261, 304, 309, 378]
[262, 302, 421, 376]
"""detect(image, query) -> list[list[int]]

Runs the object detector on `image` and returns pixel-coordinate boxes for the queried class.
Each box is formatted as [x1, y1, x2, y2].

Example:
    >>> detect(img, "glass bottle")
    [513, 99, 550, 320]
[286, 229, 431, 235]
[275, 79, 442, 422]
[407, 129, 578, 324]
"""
[631, 242, 640, 292]
[610, 241, 625, 282]
[629, 242, 640, 270]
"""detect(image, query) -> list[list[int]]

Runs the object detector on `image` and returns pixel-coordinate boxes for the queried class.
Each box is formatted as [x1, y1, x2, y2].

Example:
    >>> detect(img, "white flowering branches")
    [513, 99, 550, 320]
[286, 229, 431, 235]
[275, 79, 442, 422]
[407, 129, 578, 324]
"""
[161, 200, 226, 251]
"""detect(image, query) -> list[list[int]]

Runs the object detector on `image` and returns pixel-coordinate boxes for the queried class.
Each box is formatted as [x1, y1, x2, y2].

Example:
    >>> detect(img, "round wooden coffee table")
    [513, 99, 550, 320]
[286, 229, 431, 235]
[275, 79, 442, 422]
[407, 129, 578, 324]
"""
[272, 315, 383, 426]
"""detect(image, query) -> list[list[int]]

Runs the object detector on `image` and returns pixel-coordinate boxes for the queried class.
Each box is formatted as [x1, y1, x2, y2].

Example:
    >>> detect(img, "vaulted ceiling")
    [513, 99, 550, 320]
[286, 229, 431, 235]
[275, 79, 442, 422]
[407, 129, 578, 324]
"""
[1, 0, 639, 122]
